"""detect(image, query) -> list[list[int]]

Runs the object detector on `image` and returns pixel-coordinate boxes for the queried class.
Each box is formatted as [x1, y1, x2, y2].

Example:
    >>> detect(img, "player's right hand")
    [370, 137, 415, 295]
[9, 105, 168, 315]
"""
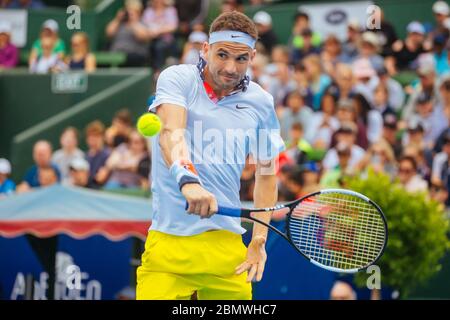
[181, 183, 218, 219]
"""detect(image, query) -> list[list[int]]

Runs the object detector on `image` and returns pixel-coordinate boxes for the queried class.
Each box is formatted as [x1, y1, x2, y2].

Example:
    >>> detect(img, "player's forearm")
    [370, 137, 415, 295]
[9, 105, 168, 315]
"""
[252, 173, 278, 240]
[156, 104, 190, 168]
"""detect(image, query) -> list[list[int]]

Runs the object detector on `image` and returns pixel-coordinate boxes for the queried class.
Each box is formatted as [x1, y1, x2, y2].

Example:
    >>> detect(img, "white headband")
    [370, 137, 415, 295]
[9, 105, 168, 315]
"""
[209, 30, 256, 49]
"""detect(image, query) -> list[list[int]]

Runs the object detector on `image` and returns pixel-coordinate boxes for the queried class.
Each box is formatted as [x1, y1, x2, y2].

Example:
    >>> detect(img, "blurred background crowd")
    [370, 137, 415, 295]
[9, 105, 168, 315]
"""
[1, 0, 450, 218]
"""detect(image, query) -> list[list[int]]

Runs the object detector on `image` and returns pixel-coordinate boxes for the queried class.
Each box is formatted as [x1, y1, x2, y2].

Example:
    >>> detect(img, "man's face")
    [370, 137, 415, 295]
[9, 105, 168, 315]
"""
[203, 41, 255, 91]
[86, 134, 104, 150]
[39, 168, 57, 187]
[33, 143, 52, 167]
[70, 169, 89, 187]
[398, 160, 415, 184]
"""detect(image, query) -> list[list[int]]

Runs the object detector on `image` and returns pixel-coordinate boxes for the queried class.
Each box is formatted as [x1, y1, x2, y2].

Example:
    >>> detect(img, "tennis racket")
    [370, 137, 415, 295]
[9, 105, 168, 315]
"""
[217, 188, 388, 273]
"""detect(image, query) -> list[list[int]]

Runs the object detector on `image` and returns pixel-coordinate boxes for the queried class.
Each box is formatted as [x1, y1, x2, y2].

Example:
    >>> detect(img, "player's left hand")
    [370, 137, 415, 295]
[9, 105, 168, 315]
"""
[235, 235, 267, 282]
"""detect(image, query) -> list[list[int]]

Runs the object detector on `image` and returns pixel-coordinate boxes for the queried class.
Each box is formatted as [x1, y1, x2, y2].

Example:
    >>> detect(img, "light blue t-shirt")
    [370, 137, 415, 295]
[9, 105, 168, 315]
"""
[148, 64, 285, 236]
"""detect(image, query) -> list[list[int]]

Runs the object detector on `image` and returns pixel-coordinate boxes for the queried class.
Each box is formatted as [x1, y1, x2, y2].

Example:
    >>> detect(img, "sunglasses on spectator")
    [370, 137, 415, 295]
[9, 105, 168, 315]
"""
[398, 167, 414, 174]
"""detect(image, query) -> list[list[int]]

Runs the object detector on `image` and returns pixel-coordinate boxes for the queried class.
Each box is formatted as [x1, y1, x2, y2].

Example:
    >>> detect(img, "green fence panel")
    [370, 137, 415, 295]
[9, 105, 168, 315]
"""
[0, 68, 152, 182]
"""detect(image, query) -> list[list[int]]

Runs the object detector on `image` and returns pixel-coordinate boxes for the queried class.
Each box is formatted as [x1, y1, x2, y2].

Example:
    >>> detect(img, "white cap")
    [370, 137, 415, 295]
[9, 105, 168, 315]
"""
[0, 21, 12, 34]
[253, 11, 272, 26]
[347, 18, 361, 31]
[407, 21, 425, 35]
[433, 1, 450, 15]
[0, 158, 12, 175]
[361, 31, 380, 47]
[42, 19, 59, 32]
[69, 157, 90, 171]
[188, 31, 208, 43]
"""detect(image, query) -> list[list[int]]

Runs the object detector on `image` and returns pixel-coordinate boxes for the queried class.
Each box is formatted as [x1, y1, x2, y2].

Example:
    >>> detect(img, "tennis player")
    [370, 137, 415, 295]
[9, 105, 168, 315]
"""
[136, 11, 285, 300]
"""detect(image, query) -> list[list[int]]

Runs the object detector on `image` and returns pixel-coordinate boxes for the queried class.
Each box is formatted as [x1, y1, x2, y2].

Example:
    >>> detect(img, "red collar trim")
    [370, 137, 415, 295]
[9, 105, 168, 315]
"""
[203, 81, 219, 104]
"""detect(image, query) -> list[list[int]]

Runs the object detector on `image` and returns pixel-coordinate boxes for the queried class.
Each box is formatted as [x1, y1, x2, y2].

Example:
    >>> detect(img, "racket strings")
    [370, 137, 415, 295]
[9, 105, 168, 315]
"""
[288, 193, 386, 270]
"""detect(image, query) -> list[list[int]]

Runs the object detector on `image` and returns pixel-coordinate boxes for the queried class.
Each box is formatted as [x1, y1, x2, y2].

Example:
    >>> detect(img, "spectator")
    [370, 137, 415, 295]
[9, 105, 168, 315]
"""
[370, 8, 398, 57]
[352, 58, 378, 104]
[356, 139, 397, 177]
[321, 34, 344, 78]
[142, 0, 179, 72]
[38, 166, 59, 188]
[66, 32, 96, 72]
[85, 120, 110, 189]
[29, 35, 67, 74]
[398, 155, 428, 193]
[281, 122, 311, 167]
[0, 21, 18, 69]
[341, 19, 361, 63]
[429, 1, 450, 44]
[28, 19, 65, 68]
[175, 0, 207, 40]
[352, 93, 383, 146]
[429, 180, 449, 208]
[332, 63, 357, 101]
[402, 119, 426, 154]
[402, 55, 439, 121]
[407, 92, 447, 149]
[386, 21, 426, 74]
[288, 11, 321, 58]
[381, 113, 403, 159]
[180, 31, 207, 65]
[431, 33, 450, 75]
[16, 140, 61, 192]
[52, 127, 85, 184]
[66, 158, 90, 188]
[373, 82, 397, 118]
[374, 66, 405, 112]
[105, 109, 133, 149]
[357, 32, 385, 72]
[106, 0, 149, 67]
[279, 90, 313, 140]
[320, 142, 353, 188]
[249, 53, 268, 84]
[305, 91, 339, 149]
[403, 144, 431, 181]
[303, 54, 332, 110]
[433, 76, 450, 152]
[291, 28, 321, 64]
[101, 131, 149, 190]
[323, 122, 365, 171]
[253, 11, 278, 55]
[432, 132, 450, 188]
[221, 0, 244, 13]
[0, 158, 15, 197]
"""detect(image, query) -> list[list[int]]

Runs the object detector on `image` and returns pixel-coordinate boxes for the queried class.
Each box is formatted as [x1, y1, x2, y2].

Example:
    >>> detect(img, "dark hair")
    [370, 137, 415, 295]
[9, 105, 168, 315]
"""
[291, 122, 303, 132]
[85, 120, 105, 136]
[294, 11, 309, 22]
[399, 155, 418, 171]
[352, 93, 372, 126]
[114, 109, 132, 126]
[210, 11, 258, 40]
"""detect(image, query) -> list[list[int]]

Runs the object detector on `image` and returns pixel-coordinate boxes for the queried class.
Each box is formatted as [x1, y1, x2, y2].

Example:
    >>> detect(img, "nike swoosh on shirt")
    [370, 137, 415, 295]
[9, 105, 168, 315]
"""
[235, 105, 249, 109]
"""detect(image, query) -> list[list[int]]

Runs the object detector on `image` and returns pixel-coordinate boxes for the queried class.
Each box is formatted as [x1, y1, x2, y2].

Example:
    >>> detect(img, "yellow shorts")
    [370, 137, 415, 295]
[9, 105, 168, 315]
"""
[136, 229, 252, 300]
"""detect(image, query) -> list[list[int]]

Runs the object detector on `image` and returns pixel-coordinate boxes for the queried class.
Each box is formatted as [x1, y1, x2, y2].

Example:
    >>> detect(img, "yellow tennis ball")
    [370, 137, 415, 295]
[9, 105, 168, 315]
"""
[137, 113, 162, 137]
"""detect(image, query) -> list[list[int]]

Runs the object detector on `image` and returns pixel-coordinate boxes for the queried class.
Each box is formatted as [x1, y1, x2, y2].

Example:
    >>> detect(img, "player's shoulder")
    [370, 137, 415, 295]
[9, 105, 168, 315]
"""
[159, 64, 198, 82]
[246, 80, 275, 108]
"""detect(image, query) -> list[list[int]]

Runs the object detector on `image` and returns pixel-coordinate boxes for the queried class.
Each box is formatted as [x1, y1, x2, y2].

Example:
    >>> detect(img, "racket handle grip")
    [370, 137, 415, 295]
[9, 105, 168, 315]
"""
[217, 205, 242, 217]
[184, 202, 242, 217]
